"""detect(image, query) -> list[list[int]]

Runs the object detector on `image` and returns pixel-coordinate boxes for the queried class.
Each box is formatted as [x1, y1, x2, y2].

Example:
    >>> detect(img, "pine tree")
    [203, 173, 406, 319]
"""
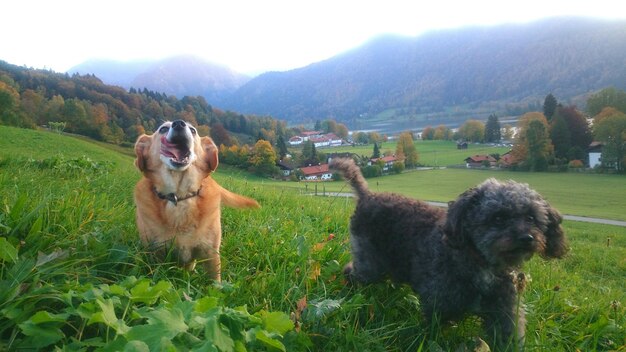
[276, 135, 288, 158]
[372, 142, 381, 158]
[543, 93, 558, 122]
[484, 114, 501, 143]
[549, 113, 571, 159]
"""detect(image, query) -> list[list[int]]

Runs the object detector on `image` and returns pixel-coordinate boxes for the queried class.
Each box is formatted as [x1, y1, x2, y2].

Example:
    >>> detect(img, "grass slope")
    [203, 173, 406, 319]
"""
[1, 126, 624, 351]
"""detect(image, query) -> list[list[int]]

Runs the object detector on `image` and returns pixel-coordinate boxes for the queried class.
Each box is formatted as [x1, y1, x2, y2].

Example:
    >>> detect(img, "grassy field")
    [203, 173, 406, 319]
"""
[1, 125, 625, 351]
[298, 140, 512, 167]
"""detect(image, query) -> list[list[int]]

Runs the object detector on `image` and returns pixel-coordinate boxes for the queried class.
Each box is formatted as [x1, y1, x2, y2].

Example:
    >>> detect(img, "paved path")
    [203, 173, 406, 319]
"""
[314, 193, 626, 227]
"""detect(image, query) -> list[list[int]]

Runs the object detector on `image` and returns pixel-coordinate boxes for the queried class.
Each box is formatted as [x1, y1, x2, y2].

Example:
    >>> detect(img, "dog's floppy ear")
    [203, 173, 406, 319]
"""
[134, 134, 152, 172]
[201, 136, 219, 172]
[541, 205, 568, 259]
[443, 187, 479, 248]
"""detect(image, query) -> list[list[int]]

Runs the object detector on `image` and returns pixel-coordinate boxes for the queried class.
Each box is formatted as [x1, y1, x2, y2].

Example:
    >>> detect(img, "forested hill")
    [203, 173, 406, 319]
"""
[0, 60, 285, 146]
[219, 17, 626, 123]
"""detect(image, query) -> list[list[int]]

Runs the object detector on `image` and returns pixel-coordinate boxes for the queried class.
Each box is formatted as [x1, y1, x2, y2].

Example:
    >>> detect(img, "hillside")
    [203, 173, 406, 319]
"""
[69, 55, 250, 101]
[220, 17, 626, 125]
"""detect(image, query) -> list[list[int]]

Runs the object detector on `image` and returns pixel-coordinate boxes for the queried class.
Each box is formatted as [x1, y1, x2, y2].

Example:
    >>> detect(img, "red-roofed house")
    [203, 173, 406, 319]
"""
[299, 163, 333, 181]
[369, 155, 401, 172]
[465, 155, 497, 168]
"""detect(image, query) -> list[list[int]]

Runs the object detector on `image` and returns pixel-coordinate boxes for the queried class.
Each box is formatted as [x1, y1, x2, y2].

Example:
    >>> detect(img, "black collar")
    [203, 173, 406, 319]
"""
[153, 186, 202, 206]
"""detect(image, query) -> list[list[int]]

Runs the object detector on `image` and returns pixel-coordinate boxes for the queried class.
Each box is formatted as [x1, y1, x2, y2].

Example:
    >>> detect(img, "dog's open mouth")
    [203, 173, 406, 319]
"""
[160, 136, 191, 166]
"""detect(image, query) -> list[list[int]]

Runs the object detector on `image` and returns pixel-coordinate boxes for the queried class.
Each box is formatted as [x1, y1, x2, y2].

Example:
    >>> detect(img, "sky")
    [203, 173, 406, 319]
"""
[2, 0, 625, 75]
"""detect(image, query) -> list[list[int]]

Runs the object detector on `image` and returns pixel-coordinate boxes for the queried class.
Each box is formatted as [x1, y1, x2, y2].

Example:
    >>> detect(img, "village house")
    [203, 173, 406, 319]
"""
[299, 163, 333, 181]
[369, 155, 401, 172]
[288, 131, 344, 147]
[465, 155, 497, 168]
[498, 151, 516, 168]
[276, 160, 296, 178]
[588, 141, 603, 168]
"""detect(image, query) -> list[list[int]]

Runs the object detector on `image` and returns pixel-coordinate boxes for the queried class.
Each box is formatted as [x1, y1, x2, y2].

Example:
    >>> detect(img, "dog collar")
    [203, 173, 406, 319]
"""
[153, 186, 202, 206]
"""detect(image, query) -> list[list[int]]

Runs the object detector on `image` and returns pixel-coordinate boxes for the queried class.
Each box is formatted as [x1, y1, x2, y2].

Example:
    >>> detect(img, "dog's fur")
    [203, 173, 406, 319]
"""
[134, 120, 259, 281]
[331, 158, 568, 349]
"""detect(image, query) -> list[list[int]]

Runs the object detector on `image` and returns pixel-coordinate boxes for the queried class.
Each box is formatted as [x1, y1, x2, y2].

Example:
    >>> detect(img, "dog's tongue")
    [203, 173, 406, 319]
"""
[161, 136, 190, 161]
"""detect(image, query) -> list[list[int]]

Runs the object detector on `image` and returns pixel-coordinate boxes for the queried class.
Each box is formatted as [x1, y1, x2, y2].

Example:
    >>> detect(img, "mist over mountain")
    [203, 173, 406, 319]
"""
[69, 55, 250, 102]
[218, 17, 626, 124]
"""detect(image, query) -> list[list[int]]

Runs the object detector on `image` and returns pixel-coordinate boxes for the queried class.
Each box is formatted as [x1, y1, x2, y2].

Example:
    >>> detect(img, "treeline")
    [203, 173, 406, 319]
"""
[0, 61, 287, 146]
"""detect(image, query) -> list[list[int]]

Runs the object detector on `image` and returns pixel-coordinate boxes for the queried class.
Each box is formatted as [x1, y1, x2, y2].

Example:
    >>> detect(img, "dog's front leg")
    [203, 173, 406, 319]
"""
[480, 289, 525, 351]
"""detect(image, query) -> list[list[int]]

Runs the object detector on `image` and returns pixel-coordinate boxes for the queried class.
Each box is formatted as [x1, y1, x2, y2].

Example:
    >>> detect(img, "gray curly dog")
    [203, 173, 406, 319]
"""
[330, 158, 568, 350]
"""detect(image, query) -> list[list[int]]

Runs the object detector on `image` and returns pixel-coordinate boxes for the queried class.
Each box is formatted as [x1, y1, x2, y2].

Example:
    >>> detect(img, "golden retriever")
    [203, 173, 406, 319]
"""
[134, 120, 259, 280]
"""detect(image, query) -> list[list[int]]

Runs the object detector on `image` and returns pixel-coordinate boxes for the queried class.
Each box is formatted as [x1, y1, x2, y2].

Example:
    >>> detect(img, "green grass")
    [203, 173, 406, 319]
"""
[1, 125, 625, 351]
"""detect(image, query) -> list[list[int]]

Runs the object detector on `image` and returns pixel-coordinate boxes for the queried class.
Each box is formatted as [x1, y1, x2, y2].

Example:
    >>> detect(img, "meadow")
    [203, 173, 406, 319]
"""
[299, 139, 512, 167]
[0, 125, 624, 351]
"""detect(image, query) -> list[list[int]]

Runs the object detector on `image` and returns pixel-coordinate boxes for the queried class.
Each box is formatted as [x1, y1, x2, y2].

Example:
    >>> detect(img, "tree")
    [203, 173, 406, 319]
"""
[526, 120, 551, 171]
[433, 125, 453, 140]
[586, 87, 626, 116]
[484, 114, 501, 143]
[395, 131, 419, 167]
[593, 110, 626, 172]
[512, 112, 553, 168]
[502, 124, 514, 141]
[372, 142, 381, 158]
[549, 113, 571, 159]
[543, 93, 558, 121]
[276, 135, 289, 158]
[556, 106, 592, 155]
[249, 140, 278, 176]
[421, 126, 435, 140]
[458, 119, 485, 143]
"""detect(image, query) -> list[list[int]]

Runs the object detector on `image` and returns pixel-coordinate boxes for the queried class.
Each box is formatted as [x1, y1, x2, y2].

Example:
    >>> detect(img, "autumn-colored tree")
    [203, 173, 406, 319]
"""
[395, 131, 419, 167]
[555, 106, 592, 156]
[526, 120, 551, 171]
[421, 126, 434, 140]
[458, 119, 485, 143]
[249, 139, 278, 176]
[593, 110, 626, 172]
[335, 123, 349, 139]
[512, 112, 553, 167]
[433, 125, 453, 140]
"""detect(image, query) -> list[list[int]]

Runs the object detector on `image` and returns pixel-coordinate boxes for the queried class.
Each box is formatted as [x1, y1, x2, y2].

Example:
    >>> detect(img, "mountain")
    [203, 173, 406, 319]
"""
[219, 17, 626, 125]
[69, 55, 250, 102]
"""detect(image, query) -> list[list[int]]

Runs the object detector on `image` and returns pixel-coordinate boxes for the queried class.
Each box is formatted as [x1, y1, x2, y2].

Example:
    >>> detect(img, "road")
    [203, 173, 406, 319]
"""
[314, 193, 626, 227]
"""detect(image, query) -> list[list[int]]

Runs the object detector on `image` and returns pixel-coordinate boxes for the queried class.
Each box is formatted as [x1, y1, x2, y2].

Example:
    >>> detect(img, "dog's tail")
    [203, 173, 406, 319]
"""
[219, 186, 260, 209]
[329, 158, 370, 198]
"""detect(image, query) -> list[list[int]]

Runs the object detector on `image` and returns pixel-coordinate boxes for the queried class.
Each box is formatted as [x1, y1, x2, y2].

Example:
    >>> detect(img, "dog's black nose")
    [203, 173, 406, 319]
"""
[171, 120, 187, 130]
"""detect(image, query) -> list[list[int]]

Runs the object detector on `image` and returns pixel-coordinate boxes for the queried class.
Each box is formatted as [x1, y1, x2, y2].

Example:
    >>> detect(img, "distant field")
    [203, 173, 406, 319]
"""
[310, 140, 511, 166]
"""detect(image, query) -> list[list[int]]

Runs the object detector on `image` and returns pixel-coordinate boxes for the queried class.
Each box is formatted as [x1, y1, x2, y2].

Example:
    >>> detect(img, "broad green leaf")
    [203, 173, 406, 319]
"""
[195, 296, 219, 313]
[255, 329, 286, 352]
[130, 279, 172, 304]
[125, 308, 188, 351]
[205, 317, 235, 352]
[123, 340, 150, 352]
[18, 321, 64, 348]
[89, 298, 130, 334]
[29, 310, 69, 324]
[257, 311, 294, 335]
[0, 237, 18, 263]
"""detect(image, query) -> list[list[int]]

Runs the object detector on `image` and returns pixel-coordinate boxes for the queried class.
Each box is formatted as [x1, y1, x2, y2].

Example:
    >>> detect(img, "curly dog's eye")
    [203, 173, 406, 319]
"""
[159, 126, 170, 134]
[526, 215, 535, 223]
